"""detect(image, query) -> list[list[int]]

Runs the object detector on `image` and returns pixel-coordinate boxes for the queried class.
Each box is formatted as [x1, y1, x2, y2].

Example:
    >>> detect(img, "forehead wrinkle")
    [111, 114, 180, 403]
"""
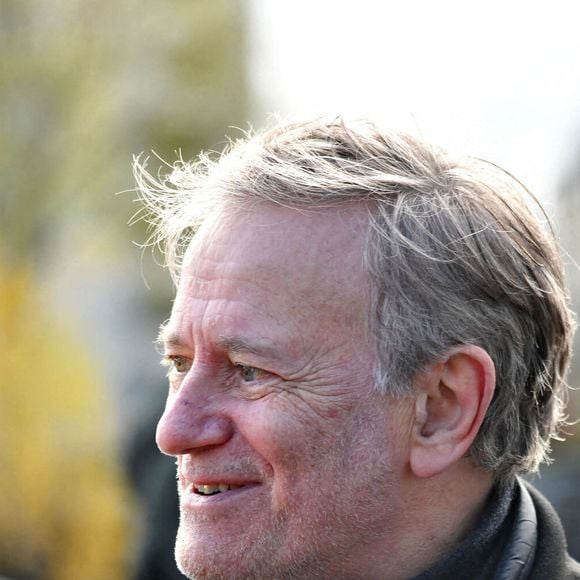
[172, 206, 373, 357]
[184, 272, 279, 302]
[176, 260, 368, 356]
[184, 257, 352, 316]
[184, 211, 370, 310]
[183, 254, 283, 303]
[158, 296, 294, 355]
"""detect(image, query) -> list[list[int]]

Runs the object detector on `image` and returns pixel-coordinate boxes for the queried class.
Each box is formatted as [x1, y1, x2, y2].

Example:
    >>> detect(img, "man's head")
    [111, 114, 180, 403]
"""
[137, 118, 575, 578]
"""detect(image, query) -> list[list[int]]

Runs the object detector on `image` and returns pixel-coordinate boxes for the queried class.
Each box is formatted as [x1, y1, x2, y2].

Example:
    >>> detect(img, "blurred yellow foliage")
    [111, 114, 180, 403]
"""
[0, 259, 132, 579]
[0, 2, 248, 576]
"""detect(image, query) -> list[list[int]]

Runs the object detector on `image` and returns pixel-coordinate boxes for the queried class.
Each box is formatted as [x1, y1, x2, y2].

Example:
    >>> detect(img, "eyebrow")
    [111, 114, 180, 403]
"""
[157, 323, 279, 360]
[216, 336, 275, 357]
[157, 322, 182, 349]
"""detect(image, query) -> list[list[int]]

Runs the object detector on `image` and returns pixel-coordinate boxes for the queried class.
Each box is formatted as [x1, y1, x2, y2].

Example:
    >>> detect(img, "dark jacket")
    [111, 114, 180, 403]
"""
[415, 478, 580, 580]
[527, 482, 580, 579]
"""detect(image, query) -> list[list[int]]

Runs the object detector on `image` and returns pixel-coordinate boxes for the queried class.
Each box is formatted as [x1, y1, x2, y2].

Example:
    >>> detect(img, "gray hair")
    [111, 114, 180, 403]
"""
[134, 117, 576, 485]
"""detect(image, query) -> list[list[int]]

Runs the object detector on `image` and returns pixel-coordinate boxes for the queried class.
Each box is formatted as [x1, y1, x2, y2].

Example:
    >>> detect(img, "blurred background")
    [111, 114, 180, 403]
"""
[1, 1, 579, 578]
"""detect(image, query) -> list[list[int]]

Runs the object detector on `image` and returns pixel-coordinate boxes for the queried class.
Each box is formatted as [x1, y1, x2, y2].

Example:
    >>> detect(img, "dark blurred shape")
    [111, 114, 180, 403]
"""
[125, 389, 185, 580]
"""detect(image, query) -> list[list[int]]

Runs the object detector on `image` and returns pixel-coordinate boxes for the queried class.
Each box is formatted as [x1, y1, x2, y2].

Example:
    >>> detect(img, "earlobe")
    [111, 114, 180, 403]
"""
[409, 346, 495, 478]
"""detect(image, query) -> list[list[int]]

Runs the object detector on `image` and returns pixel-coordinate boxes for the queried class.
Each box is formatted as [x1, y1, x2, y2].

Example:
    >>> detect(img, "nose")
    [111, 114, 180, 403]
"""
[156, 389, 234, 456]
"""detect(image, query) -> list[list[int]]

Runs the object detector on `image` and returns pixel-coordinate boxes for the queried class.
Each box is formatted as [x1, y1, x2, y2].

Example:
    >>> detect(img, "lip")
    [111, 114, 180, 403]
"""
[178, 471, 260, 490]
[179, 480, 261, 509]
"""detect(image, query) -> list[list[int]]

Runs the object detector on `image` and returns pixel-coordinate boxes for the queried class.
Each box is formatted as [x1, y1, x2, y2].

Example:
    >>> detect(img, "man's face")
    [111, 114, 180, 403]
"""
[156, 205, 413, 579]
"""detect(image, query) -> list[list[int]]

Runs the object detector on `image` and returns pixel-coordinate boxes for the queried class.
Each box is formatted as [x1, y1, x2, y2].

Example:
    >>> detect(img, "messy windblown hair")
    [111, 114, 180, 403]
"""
[134, 117, 576, 485]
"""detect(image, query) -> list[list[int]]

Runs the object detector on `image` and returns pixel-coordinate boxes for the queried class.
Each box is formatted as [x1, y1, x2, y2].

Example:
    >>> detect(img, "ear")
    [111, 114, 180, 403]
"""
[409, 345, 495, 478]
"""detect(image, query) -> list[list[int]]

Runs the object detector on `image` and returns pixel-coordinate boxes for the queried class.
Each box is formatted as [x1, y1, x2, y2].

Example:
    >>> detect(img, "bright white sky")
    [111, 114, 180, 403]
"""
[247, 0, 580, 209]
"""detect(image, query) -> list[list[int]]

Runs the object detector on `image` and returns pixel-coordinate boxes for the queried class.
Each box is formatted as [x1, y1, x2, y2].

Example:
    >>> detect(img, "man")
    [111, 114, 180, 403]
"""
[135, 118, 580, 579]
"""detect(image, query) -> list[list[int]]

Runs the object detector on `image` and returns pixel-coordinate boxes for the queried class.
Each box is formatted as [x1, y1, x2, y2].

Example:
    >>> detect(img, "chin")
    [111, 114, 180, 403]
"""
[175, 527, 232, 580]
[174, 522, 323, 580]
[174, 522, 271, 580]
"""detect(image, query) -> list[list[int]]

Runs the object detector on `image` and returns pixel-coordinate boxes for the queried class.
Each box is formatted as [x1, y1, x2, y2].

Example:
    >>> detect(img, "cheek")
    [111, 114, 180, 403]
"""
[236, 398, 344, 472]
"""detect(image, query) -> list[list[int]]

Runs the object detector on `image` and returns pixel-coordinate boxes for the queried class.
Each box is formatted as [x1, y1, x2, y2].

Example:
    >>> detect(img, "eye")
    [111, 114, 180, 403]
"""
[236, 364, 267, 382]
[234, 364, 277, 400]
[162, 355, 192, 374]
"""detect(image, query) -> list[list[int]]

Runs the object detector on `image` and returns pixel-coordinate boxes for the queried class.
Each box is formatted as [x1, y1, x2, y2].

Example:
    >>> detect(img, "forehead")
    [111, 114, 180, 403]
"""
[173, 204, 372, 335]
[189, 202, 367, 270]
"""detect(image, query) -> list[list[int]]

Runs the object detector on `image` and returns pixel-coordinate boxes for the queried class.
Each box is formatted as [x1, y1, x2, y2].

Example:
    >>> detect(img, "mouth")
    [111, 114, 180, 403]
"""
[193, 483, 247, 496]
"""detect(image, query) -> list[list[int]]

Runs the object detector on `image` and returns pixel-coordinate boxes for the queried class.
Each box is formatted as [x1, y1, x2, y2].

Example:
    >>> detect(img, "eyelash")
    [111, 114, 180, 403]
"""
[236, 364, 267, 382]
[162, 357, 268, 383]
[162, 355, 191, 374]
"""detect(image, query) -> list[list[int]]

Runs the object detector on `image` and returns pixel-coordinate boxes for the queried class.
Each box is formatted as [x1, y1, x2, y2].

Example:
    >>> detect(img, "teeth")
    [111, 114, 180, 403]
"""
[195, 483, 244, 495]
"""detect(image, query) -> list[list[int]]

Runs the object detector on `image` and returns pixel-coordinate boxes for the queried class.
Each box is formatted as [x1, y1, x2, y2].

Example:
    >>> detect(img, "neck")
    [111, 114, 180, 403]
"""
[363, 461, 495, 579]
